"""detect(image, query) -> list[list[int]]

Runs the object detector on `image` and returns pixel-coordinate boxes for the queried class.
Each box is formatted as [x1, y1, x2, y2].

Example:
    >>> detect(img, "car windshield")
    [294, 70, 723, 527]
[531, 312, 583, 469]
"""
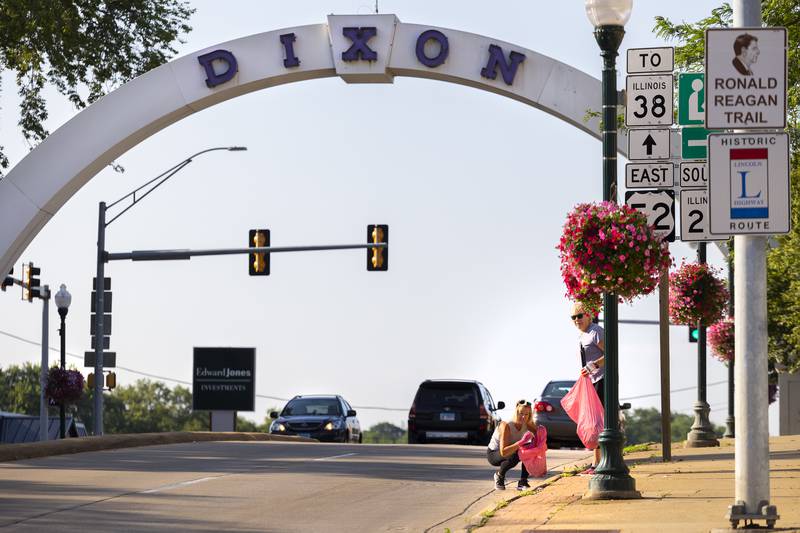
[282, 398, 341, 416]
[542, 381, 575, 398]
[417, 385, 478, 409]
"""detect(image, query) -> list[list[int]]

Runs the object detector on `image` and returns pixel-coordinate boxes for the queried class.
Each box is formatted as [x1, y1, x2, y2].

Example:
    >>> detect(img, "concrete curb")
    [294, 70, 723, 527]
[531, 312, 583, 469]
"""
[0, 431, 314, 462]
[460, 456, 593, 532]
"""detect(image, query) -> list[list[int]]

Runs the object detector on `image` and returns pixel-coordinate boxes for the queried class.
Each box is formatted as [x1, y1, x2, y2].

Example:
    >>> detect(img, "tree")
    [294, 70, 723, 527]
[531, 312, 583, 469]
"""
[624, 408, 725, 446]
[362, 422, 406, 443]
[0, 362, 53, 415]
[0, 0, 194, 174]
[655, 1, 800, 373]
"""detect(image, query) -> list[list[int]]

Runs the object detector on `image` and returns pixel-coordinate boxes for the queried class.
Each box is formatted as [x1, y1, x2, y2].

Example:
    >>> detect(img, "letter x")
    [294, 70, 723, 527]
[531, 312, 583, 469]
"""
[342, 27, 378, 61]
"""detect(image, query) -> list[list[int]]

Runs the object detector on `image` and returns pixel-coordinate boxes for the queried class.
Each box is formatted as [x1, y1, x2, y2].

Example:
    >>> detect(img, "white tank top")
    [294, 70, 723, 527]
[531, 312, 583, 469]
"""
[487, 420, 527, 451]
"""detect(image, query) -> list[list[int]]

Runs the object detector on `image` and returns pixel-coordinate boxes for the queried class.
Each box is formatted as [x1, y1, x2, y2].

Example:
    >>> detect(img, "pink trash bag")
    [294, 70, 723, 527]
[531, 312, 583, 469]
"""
[518, 425, 548, 478]
[560, 374, 604, 450]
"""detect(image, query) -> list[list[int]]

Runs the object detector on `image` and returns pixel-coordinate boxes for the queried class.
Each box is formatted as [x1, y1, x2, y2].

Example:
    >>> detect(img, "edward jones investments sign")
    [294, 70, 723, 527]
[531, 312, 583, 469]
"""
[193, 347, 256, 411]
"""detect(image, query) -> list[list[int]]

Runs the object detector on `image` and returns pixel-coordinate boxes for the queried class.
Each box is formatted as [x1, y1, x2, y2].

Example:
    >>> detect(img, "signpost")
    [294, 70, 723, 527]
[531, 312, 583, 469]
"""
[705, 27, 788, 130]
[625, 163, 674, 189]
[625, 190, 676, 242]
[628, 129, 671, 160]
[625, 74, 674, 127]
[708, 132, 790, 235]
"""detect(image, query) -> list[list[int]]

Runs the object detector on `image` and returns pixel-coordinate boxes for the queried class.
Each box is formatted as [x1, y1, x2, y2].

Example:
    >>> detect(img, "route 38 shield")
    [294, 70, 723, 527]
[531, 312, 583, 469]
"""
[625, 190, 676, 242]
[626, 74, 674, 127]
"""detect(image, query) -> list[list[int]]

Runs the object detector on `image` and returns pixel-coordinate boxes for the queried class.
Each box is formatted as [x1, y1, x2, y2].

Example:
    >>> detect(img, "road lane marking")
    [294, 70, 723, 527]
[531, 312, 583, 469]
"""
[141, 475, 227, 494]
[313, 452, 358, 461]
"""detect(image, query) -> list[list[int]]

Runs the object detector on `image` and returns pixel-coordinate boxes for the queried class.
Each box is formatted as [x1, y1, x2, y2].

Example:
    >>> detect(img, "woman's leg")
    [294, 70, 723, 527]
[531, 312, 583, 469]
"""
[593, 379, 605, 468]
[488, 449, 520, 478]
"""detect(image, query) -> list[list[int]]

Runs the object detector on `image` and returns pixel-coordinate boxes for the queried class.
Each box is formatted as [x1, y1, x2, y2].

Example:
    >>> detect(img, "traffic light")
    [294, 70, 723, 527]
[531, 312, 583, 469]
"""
[22, 262, 41, 302]
[367, 224, 388, 271]
[248, 229, 270, 276]
[689, 326, 699, 343]
[87, 372, 95, 389]
[1, 268, 13, 291]
[106, 372, 117, 389]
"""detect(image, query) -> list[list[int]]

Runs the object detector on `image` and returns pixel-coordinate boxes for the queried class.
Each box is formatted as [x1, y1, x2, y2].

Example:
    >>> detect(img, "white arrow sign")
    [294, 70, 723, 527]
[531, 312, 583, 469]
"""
[628, 129, 671, 160]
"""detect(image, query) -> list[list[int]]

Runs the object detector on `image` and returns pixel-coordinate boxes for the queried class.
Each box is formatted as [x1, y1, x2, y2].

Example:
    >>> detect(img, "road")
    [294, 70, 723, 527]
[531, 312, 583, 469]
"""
[0, 441, 589, 532]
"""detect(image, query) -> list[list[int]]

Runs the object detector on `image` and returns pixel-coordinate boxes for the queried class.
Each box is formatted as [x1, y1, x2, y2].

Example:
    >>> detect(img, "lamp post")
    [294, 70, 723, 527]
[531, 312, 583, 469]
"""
[54, 284, 72, 439]
[584, 0, 640, 499]
[92, 146, 247, 436]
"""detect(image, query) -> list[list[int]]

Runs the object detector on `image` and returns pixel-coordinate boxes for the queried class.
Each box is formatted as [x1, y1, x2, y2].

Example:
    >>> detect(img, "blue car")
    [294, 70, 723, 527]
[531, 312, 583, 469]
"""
[269, 395, 362, 443]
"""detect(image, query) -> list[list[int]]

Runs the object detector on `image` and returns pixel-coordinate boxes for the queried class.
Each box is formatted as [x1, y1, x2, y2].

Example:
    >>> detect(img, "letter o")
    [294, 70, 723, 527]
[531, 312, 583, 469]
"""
[416, 29, 449, 68]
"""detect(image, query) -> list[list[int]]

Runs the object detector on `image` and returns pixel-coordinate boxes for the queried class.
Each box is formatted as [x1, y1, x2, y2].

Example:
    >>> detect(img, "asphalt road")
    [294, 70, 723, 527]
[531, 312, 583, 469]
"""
[0, 441, 589, 532]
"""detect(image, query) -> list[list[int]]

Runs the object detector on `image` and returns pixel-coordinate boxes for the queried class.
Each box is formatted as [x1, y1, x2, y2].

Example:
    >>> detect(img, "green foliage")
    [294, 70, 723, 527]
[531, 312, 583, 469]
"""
[656, 1, 800, 372]
[362, 422, 406, 443]
[0, 0, 194, 174]
[624, 408, 725, 446]
[622, 443, 651, 455]
[235, 413, 276, 433]
[0, 362, 52, 415]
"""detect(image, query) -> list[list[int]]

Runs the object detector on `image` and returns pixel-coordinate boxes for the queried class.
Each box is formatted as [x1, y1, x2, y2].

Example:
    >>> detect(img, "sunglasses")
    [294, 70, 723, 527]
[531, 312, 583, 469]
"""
[517, 400, 532, 407]
[570, 313, 585, 320]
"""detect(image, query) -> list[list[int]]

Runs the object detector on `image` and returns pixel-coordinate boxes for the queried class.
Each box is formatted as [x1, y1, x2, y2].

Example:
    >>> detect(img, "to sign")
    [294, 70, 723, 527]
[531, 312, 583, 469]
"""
[626, 75, 674, 127]
[708, 132, 790, 235]
[680, 161, 708, 188]
[628, 129, 671, 160]
[680, 189, 727, 242]
[626, 163, 674, 189]
[678, 73, 705, 126]
[627, 47, 674, 74]
[705, 27, 787, 129]
[625, 189, 676, 242]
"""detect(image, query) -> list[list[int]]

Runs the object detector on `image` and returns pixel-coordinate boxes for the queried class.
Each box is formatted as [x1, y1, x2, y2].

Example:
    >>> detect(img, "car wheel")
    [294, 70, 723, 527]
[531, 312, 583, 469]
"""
[408, 431, 419, 444]
[358, 433, 363, 444]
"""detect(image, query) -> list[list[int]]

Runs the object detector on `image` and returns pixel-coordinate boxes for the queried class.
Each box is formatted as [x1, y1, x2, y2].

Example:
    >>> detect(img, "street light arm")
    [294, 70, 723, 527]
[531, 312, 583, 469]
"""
[105, 146, 246, 226]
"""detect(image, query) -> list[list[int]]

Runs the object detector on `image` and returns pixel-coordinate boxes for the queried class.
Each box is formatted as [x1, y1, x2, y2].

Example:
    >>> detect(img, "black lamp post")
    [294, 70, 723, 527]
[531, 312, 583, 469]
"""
[54, 284, 72, 439]
[585, 0, 640, 499]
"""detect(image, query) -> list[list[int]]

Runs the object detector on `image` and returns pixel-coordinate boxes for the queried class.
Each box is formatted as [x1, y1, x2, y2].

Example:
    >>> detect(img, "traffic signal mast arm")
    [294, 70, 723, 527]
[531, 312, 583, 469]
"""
[104, 242, 386, 262]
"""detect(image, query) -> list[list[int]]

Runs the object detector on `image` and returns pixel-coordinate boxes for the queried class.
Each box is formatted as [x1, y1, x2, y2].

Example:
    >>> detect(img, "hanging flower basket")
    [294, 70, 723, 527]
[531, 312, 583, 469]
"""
[45, 367, 85, 405]
[668, 262, 728, 326]
[557, 201, 671, 315]
[707, 317, 734, 363]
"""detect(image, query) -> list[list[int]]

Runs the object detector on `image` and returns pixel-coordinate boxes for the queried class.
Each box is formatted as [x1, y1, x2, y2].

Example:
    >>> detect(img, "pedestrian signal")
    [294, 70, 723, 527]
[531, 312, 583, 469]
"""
[689, 326, 699, 343]
[248, 229, 270, 276]
[22, 262, 41, 302]
[367, 224, 388, 271]
[87, 372, 95, 389]
[106, 372, 117, 389]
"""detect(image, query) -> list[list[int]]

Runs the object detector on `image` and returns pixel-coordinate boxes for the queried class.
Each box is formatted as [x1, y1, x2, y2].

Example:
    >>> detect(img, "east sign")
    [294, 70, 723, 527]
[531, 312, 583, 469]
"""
[705, 27, 787, 129]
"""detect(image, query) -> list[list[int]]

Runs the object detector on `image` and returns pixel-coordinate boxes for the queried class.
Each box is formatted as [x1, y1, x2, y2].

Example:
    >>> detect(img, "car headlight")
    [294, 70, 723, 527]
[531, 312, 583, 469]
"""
[271, 421, 286, 432]
[324, 420, 344, 431]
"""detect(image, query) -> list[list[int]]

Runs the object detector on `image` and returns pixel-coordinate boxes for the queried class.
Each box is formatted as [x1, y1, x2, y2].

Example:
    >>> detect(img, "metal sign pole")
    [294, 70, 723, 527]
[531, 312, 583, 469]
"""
[39, 285, 49, 441]
[658, 267, 671, 461]
[94, 202, 106, 436]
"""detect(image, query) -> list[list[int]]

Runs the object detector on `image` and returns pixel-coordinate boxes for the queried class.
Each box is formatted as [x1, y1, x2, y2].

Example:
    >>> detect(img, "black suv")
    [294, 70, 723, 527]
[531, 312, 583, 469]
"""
[269, 395, 362, 443]
[407, 380, 504, 445]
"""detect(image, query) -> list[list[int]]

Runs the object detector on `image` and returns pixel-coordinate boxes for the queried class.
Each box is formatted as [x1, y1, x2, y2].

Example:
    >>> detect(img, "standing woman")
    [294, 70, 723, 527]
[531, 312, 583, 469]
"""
[486, 400, 537, 490]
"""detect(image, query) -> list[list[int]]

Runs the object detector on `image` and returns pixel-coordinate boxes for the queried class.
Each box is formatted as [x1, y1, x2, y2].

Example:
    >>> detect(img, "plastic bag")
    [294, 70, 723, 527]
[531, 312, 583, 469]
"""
[560, 374, 604, 450]
[518, 425, 548, 478]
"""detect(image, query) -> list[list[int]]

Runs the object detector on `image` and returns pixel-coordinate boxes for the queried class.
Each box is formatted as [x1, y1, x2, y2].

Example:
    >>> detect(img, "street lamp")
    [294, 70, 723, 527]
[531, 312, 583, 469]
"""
[54, 283, 71, 439]
[584, 0, 640, 499]
[92, 146, 247, 436]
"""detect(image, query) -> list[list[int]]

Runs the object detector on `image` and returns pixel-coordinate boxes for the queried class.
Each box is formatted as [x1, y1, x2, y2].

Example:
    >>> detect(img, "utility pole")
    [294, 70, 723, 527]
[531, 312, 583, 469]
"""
[39, 285, 50, 441]
[727, 0, 779, 528]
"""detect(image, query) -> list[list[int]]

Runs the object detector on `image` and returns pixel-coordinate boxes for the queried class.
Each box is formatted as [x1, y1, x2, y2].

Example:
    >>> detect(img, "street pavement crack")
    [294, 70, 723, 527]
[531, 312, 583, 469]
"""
[423, 487, 496, 533]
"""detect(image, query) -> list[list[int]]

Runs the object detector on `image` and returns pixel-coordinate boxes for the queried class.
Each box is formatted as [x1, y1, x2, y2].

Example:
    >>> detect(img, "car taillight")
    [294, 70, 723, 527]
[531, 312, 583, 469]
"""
[479, 405, 489, 420]
[408, 402, 416, 419]
[534, 401, 554, 413]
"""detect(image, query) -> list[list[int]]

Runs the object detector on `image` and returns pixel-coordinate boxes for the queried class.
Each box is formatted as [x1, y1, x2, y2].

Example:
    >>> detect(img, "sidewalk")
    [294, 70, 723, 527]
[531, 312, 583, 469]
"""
[474, 435, 800, 532]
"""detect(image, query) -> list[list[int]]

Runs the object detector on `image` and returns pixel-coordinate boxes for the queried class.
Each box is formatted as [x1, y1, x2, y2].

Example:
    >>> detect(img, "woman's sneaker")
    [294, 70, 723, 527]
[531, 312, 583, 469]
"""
[516, 479, 531, 491]
[494, 472, 505, 490]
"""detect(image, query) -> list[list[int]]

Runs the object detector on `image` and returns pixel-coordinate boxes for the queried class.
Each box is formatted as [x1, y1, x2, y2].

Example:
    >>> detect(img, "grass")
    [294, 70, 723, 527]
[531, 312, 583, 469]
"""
[623, 443, 652, 455]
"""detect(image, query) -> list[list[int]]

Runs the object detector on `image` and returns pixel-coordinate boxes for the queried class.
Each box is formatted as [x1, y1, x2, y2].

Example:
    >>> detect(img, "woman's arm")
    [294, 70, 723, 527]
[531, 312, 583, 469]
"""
[498, 422, 520, 457]
[526, 418, 537, 432]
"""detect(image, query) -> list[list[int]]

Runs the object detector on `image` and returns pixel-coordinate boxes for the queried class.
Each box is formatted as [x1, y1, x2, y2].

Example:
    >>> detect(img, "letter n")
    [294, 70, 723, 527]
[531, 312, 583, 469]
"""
[480, 44, 525, 86]
[197, 50, 238, 88]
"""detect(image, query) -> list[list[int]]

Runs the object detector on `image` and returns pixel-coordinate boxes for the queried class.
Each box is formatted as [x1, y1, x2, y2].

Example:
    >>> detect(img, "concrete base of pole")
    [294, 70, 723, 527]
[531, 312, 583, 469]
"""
[584, 487, 642, 500]
[686, 400, 720, 447]
[723, 415, 735, 439]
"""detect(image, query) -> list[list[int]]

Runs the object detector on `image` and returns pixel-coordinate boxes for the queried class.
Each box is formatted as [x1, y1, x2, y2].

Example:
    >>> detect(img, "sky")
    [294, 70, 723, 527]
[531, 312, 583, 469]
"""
[0, 0, 780, 434]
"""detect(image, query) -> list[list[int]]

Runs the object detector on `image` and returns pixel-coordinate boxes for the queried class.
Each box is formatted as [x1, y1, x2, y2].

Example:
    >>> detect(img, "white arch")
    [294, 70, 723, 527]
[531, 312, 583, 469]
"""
[0, 15, 627, 275]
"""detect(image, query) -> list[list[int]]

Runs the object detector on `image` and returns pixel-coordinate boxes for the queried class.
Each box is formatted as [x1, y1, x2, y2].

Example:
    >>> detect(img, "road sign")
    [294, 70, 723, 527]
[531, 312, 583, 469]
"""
[84, 352, 117, 368]
[681, 127, 717, 159]
[625, 163, 674, 189]
[627, 47, 674, 74]
[626, 75, 674, 127]
[678, 73, 705, 126]
[625, 189, 676, 242]
[679, 161, 708, 188]
[680, 189, 727, 242]
[705, 27, 787, 129]
[708, 132, 790, 235]
[628, 129, 671, 160]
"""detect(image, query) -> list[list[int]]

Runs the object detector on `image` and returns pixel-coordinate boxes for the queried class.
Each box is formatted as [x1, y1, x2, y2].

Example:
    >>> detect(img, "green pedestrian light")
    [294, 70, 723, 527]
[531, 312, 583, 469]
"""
[689, 326, 700, 343]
